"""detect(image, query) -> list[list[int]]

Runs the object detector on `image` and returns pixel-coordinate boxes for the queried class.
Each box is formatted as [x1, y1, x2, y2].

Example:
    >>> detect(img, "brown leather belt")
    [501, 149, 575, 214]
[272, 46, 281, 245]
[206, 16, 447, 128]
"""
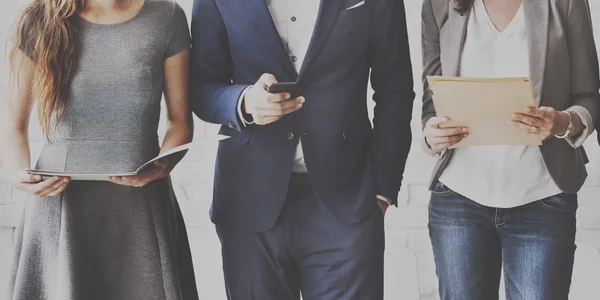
[290, 172, 311, 186]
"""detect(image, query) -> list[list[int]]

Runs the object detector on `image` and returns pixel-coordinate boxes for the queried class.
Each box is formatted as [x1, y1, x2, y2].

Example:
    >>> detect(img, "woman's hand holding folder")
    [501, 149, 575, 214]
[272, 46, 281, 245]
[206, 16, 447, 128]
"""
[424, 117, 470, 154]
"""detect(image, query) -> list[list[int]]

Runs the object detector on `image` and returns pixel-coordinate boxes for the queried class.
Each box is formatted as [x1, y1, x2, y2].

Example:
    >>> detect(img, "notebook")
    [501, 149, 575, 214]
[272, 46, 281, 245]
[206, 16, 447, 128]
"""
[25, 142, 192, 181]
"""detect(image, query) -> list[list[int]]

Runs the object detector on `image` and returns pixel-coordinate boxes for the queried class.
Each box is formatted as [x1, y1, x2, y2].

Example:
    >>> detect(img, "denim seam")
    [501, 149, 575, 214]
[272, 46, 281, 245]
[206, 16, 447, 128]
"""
[431, 190, 456, 197]
[495, 209, 506, 227]
[430, 185, 456, 197]
[537, 200, 577, 215]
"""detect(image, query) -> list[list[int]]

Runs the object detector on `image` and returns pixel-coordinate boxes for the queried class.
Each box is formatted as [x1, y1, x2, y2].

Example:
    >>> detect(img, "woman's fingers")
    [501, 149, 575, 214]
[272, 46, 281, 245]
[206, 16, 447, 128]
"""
[121, 176, 141, 185]
[44, 178, 71, 197]
[20, 172, 42, 184]
[424, 121, 470, 153]
[110, 175, 149, 187]
[512, 113, 544, 126]
[510, 120, 550, 139]
[109, 162, 168, 187]
[154, 158, 169, 168]
[429, 133, 468, 145]
[31, 177, 65, 196]
[426, 116, 449, 128]
[428, 126, 469, 137]
[510, 120, 534, 132]
[515, 107, 556, 125]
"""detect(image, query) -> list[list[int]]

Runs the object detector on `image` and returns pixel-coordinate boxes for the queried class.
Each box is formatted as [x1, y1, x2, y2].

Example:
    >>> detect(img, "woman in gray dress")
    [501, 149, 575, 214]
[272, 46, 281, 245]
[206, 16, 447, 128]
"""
[0, 0, 199, 299]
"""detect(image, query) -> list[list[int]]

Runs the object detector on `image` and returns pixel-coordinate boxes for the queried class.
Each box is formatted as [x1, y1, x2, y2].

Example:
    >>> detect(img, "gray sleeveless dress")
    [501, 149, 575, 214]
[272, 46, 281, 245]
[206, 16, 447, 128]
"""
[7, 1, 198, 299]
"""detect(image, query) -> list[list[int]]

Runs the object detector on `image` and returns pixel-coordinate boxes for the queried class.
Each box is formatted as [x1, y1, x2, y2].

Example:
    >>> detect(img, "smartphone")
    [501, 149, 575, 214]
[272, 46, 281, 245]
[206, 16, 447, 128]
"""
[267, 82, 300, 99]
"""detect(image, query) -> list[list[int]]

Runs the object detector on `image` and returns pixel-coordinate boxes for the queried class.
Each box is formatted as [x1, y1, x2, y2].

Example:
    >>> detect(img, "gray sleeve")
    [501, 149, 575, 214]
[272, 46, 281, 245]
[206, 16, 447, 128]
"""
[421, 0, 442, 155]
[564, 0, 599, 140]
[165, 3, 191, 58]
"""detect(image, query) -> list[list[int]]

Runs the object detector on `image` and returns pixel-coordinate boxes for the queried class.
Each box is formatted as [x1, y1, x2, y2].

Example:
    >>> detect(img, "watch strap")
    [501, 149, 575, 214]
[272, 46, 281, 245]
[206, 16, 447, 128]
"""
[555, 110, 574, 139]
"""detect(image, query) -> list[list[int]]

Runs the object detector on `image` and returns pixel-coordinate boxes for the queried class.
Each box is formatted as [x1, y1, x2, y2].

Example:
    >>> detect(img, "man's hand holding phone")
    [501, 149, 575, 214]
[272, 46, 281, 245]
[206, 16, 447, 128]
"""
[243, 73, 305, 125]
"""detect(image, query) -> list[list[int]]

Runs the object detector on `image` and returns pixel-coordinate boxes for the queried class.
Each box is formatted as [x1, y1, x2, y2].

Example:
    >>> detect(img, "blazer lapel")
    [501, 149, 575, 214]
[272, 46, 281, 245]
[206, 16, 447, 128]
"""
[297, 0, 343, 81]
[442, 2, 470, 77]
[524, 0, 549, 107]
[245, 0, 297, 78]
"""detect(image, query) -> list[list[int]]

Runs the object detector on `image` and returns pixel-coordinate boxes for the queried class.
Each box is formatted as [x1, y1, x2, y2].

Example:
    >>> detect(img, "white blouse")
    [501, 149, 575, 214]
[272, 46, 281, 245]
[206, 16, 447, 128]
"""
[438, 0, 563, 207]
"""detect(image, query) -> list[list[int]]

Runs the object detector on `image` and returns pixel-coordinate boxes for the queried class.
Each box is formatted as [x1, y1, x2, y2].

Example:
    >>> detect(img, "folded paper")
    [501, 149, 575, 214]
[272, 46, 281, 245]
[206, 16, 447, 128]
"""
[427, 76, 542, 148]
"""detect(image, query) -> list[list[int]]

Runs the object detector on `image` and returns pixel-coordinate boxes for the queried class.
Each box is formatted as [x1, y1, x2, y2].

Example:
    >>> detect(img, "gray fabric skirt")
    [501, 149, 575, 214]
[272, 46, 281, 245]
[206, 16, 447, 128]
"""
[7, 178, 198, 300]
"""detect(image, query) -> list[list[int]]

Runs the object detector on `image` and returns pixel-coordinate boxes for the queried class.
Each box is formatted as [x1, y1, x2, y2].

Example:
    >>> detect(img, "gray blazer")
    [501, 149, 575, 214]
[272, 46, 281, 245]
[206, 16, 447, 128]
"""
[421, 0, 600, 193]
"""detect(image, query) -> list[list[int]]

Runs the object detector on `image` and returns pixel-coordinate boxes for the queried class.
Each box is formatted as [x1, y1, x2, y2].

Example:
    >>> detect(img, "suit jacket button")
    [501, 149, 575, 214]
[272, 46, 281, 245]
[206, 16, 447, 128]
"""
[286, 132, 295, 141]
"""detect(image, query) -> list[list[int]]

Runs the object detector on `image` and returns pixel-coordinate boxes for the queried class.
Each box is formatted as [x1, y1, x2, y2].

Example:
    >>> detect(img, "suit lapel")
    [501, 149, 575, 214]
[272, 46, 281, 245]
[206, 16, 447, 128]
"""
[524, 0, 549, 107]
[297, 0, 343, 81]
[442, 2, 470, 77]
[245, 0, 297, 78]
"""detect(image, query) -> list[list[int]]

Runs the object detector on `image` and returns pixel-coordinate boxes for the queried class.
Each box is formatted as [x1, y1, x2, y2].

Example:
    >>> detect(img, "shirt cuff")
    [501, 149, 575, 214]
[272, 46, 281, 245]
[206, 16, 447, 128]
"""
[237, 86, 254, 127]
[564, 106, 593, 148]
[376, 195, 392, 206]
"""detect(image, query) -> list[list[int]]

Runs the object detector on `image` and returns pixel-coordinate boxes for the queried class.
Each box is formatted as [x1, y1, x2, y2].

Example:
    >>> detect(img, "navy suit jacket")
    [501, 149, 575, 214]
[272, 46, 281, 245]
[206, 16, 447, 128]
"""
[190, 0, 415, 232]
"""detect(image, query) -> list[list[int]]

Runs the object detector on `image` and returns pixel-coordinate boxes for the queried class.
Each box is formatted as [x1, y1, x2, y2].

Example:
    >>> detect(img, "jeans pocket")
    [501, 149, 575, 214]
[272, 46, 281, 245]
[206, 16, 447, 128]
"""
[431, 181, 455, 198]
[538, 193, 578, 214]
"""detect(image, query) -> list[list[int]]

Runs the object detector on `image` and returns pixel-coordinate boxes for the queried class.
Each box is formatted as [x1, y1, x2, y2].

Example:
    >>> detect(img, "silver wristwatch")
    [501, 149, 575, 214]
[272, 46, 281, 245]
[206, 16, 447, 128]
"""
[555, 110, 575, 139]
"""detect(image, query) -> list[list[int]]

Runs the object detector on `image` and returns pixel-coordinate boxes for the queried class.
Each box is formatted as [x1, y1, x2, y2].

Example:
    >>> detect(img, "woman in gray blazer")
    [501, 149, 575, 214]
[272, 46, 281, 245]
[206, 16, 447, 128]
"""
[421, 0, 599, 299]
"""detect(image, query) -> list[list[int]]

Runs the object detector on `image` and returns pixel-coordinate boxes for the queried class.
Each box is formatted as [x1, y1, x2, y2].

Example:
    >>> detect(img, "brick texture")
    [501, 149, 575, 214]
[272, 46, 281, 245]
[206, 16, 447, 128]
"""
[1, 1, 600, 299]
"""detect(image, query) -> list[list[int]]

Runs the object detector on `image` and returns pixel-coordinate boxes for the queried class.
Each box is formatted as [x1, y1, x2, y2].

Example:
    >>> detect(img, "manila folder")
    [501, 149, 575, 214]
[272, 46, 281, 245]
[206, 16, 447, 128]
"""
[427, 76, 542, 148]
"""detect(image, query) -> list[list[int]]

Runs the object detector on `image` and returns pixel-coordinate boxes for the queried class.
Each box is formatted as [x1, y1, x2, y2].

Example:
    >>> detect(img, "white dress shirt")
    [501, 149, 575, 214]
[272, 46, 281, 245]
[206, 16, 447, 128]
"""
[439, 0, 591, 208]
[237, 0, 391, 205]
[264, 0, 320, 174]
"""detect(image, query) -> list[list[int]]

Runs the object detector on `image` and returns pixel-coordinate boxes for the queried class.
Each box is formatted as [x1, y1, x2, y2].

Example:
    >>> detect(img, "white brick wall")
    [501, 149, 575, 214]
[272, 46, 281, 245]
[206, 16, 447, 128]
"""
[1, 1, 600, 299]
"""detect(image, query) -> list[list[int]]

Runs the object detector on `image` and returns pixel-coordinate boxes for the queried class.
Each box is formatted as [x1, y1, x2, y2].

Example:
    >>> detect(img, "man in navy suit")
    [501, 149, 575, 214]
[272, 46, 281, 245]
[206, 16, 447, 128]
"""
[190, 0, 414, 298]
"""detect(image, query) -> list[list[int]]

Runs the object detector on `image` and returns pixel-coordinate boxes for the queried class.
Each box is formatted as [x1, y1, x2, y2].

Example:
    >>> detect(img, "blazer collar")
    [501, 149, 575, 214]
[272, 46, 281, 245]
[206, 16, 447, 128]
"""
[442, 3, 470, 78]
[524, 0, 549, 106]
[245, 0, 343, 82]
[245, 0, 298, 79]
[297, 0, 343, 81]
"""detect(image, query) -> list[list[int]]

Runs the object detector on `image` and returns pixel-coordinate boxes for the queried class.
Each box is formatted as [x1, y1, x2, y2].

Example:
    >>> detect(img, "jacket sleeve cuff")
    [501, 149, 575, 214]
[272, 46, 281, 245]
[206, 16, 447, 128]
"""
[564, 105, 594, 148]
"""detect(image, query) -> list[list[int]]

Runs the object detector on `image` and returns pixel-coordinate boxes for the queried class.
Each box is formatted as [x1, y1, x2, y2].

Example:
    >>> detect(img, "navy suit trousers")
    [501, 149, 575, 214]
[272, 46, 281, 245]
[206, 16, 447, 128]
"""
[216, 183, 385, 300]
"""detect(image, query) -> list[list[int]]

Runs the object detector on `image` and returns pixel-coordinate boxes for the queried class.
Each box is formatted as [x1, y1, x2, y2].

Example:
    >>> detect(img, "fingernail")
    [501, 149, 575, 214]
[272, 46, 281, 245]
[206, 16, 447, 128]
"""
[462, 127, 468, 133]
[63, 179, 68, 183]
[442, 117, 449, 122]
[296, 104, 303, 109]
[35, 175, 41, 180]
[527, 108, 534, 113]
[464, 133, 469, 137]
[284, 93, 291, 99]
[300, 97, 306, 103]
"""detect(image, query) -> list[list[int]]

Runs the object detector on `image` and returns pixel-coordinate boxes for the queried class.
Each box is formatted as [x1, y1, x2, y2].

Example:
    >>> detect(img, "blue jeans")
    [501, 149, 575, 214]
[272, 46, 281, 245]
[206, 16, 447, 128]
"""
[428, 182, 577, 300]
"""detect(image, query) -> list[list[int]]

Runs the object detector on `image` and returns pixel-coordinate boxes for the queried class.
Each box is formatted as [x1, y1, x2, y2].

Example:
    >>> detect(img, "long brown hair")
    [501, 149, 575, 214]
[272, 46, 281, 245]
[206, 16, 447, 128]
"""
[9, 0, 83, 141]
[455, 0, 474, 14]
